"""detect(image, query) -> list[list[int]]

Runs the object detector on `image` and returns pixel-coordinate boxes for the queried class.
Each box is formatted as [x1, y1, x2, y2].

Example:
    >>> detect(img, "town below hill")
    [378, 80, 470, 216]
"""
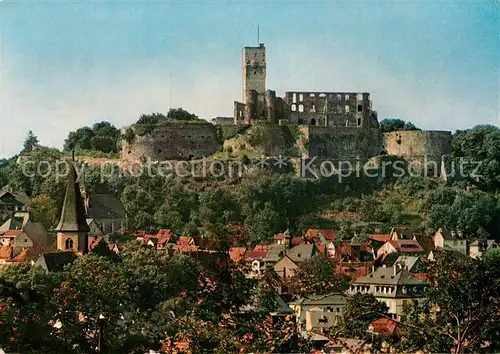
[0, 119, 498, 353]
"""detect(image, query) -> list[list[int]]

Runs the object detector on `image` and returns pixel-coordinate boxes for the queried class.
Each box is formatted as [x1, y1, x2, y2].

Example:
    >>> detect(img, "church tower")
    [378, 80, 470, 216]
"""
[55, 162, 90, 254]
[242, 43, 266, 104]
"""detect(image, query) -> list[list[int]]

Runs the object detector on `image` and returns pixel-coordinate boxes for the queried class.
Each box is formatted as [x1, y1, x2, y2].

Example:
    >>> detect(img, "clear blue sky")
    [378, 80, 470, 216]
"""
[0, 0, 498, 158]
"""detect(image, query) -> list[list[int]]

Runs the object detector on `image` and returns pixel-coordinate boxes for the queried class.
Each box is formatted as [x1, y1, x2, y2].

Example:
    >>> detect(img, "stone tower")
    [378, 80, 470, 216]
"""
[242, 43, 266, 104]
[55, 162, 90, 254]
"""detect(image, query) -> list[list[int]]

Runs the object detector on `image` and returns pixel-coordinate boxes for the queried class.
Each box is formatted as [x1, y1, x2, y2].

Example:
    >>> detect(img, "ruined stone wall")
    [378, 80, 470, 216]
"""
[121, 124, 222, 162]
[383, 130, 452, 158]
[305, 126, 383, 159]
[284, 92, 371, 127]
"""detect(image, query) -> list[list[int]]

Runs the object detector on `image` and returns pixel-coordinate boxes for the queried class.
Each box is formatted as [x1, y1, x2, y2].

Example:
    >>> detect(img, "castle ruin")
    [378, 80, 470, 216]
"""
[120, 41, 452, 168]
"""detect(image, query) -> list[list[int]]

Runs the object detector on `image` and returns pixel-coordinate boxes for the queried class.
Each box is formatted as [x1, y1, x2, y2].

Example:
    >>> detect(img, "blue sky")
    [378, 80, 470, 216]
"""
[0, 0, 498, 158]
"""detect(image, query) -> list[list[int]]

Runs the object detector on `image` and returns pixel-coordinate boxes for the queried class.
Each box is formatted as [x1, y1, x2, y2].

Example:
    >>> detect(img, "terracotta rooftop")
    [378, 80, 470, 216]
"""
[304, 228, 336, 241]
[369, 317, 401, 336]
[368, 234, 392, 243]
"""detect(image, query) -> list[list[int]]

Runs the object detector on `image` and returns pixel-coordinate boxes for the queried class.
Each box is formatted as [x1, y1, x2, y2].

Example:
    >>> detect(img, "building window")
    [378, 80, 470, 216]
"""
[318, 316, 328, 324]
[65, 238, 73, 249]
[345, 105, 350, 113]
[345, 94, 350, 100]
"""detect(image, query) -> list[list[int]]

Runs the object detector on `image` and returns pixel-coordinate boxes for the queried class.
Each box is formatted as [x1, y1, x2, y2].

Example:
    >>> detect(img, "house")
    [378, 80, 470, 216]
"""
[0, 230, 22, 246]
[243, 250, 268, 278]
[0, 190, 28, 220]
[274, 255, 299, 279]
[304, 228, 336, 258]
[376, 239, 424, 259]
[432, 228, 467, 255]
[273, 244, 316, 278]
[35, 252, 78, 272]
[289, 293, 346, 334]
[468, 239, 498, 259]
[86, 218, 105, 237]
[369, 317, 401, 337]
[389, 226, 423, 240]
[143, 229, 177, 249]
[347, 264, 428, 317]
[4, 246, 56, 266]
[83, 193, 127, 234]
[11, 222, 49, 248]
[0, 211, 31, 231]
[336, 262, 372, 281]
[0, 211, 32, 246]
[304, 228, 336, 244]
[368, 234, 392, 243]
[273, 229, 292, 245]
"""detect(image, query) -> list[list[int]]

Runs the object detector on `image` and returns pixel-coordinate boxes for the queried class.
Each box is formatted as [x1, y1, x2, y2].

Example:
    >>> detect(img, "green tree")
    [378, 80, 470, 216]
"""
[27, 195, 59, 230]
[400, 250, 500, 354]
[22, 130, 39, 153]
[380, 118, 420, 133]
[167, 107, 199, 121]
[333, 293, 389, 339]
[292, 254, 350, 297]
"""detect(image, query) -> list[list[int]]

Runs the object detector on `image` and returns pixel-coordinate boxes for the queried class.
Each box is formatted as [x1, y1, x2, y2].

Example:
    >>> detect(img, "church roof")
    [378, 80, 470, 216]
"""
[55, 163, 90, 233]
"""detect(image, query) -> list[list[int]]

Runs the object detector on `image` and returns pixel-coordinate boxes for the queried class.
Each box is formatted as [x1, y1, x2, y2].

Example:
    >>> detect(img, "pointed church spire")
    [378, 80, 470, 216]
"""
[55, 161, 90, 254]
[55, 162, 89, 233]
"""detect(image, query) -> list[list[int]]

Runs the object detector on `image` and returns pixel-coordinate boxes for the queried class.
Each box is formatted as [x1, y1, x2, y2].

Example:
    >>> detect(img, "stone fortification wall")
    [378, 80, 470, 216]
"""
[121, 123, 222, 162]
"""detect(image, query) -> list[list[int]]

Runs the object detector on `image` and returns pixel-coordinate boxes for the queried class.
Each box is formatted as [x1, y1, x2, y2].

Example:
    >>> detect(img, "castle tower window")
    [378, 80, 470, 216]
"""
[299, 94, 303, 102]
[357, 93, 363, 100]
[291, 104, 296, 112]
[358, 105, 363, 112]
[357, 118, 361, 126]
[345, 105, 350, 113]
[65, 238, 73, 250]
[336, 94, 341, 100]
[345, 94, 350, 100]
[310, 118, 316, 126]
[292, 93, 297, 103]
[298, 104, 304, 112]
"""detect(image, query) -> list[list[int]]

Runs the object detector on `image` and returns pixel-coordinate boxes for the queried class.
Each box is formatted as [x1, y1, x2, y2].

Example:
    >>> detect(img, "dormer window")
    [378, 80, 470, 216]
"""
[65, 238, 73, 249]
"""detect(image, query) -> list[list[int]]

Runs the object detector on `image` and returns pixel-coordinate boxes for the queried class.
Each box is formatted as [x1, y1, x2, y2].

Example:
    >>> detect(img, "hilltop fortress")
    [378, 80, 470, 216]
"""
[121, 42, 452, 169]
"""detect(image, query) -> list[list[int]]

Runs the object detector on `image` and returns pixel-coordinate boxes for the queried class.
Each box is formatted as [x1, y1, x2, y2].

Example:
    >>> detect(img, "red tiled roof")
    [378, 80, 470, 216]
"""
[359, 242, 373, 253]
[156, 229, 176, 245]
[244, 250, 267, 260]
[336, 263, 372, 280]
[0, 229, 22, 238]
[6, 248, 29, 262]
[304, 228, 336, 241]
[368, 234, 391, 242]
[253, 245, 269, 252]
[88, 236, 104, 249]
[369, 318, 401, 336]
[291, 237, 305, 246]
[315, 243, 326, 255]
[273, 233, 285, 240]
[388, 239, 424, 253]
[413, 273, 429, 281]
[177, 236, 195, 246]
